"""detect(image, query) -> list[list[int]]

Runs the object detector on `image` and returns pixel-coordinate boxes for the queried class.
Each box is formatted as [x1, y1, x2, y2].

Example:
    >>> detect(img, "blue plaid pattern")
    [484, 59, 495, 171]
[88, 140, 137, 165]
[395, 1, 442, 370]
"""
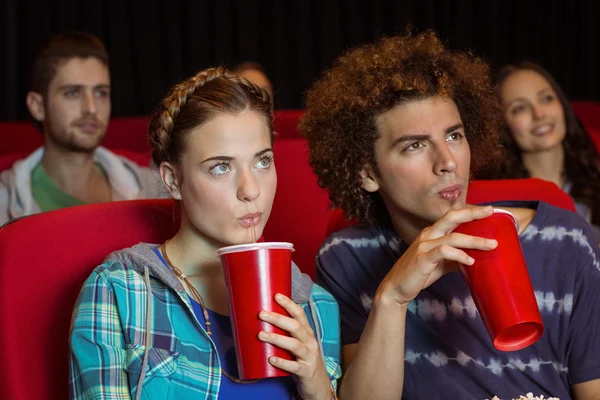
[69, 260, 342, 399]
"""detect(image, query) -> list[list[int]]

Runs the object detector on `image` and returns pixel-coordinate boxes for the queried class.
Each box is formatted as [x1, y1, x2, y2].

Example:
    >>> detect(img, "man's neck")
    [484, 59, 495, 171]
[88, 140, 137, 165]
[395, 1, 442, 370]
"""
[41, 145, 110, 201]
[522, 144, 565, 188]
[390, 213, 430, 245]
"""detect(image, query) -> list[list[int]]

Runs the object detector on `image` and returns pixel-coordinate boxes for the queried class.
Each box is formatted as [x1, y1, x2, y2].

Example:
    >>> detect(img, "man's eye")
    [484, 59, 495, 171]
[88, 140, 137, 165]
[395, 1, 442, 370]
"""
[447, 132, 463, 141]
[404, 142, 423, 152]
[95, 89, 110, 98]
[64, 90, 80, 98]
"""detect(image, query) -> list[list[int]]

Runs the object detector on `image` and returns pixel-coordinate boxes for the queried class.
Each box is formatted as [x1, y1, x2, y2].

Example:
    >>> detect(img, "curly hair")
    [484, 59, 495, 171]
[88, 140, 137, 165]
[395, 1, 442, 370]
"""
[148, 66, 273, 168]
[299, 31, 503, 224]
[490, 61, 600, 226]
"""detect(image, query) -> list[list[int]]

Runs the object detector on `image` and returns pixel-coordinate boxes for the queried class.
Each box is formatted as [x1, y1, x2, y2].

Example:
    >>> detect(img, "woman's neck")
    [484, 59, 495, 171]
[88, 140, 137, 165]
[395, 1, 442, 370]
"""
[521, 144, 566, 188]
[164, 219, 224, 279]
[163, 217, 231, 314]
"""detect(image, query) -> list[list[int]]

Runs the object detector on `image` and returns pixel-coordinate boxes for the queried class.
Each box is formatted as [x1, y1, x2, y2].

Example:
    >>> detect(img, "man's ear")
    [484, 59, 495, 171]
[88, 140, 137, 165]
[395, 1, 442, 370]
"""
[359, 165, 380, 193]
[26, 91, 45, 122]
[159, 162, 182, 200]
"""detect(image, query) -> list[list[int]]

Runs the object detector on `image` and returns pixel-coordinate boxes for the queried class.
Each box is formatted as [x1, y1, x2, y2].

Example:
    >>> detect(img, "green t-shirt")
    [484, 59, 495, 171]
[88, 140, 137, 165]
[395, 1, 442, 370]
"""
[31, 163, 107, 212]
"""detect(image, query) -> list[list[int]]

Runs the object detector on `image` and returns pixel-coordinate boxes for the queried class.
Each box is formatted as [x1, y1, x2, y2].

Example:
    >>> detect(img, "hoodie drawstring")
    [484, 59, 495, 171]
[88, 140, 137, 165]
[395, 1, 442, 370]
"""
[308, 299, 326, 365]
[135, 265, 154, 400]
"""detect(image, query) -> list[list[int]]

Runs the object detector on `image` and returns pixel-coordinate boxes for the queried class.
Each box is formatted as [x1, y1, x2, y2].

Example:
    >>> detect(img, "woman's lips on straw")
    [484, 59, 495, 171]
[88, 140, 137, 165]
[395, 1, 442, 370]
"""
[239, 212, 262, 227]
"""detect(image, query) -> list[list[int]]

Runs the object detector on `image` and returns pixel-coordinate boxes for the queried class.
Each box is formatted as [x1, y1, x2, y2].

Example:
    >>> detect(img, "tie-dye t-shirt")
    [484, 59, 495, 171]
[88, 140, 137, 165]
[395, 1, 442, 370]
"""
[316, 201, 600, 399]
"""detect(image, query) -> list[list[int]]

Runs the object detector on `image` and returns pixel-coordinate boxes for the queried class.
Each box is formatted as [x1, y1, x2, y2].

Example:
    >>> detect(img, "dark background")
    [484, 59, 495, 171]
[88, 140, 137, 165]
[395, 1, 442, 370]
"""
[2, 0, 599, 121]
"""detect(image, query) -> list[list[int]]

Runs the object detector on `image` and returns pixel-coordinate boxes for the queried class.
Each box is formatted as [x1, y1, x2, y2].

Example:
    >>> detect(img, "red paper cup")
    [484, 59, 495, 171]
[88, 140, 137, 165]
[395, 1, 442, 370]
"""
[217, 242, 294, 379]
[452, 209, 544, 351]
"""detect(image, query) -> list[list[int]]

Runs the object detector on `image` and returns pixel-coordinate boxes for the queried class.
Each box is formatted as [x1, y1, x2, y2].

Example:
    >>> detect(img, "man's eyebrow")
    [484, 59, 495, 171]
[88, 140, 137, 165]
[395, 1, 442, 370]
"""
[56, 84, 111, 91]
[444, 123, 463, 133]
[390, 134, 431, 148]
[389, 123, 463, 148]
[56, 85, 84, 91]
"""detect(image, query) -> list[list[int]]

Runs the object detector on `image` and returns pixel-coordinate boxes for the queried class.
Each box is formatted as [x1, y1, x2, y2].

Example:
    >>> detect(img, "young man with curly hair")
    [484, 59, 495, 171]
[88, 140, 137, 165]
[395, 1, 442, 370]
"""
[300, 31, 600, 400]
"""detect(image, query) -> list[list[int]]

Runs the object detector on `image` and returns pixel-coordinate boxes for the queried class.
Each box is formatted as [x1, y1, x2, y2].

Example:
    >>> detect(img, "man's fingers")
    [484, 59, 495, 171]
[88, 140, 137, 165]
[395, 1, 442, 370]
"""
[416, 231, 497, 255]
[441, 232, 498, 250]
[426, 205, 495, 238]
[422, 244, 475, 267]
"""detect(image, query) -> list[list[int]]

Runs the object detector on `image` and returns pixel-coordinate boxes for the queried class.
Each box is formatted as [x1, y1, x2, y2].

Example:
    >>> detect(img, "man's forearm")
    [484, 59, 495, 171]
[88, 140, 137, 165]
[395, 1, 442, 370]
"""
[339, 294, 408, 400]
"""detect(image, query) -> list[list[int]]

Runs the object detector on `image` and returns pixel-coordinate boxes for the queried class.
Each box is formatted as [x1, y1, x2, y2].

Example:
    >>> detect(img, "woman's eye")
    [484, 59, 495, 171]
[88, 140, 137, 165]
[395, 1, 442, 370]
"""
[256, 154, 274, 169]
[542, 94, 555, 103]
[256, 156, 273, 169]
[510, 105, 526, 115]
[210, 163, 231, 175]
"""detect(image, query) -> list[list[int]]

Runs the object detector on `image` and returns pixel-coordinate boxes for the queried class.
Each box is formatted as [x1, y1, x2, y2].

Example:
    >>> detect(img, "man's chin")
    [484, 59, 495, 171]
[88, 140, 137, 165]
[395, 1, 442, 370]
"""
[66, 144, 100, 154]
[68, 136, 105, 153]
[449, 199, 468, 210]
[432, 199, 468, 220]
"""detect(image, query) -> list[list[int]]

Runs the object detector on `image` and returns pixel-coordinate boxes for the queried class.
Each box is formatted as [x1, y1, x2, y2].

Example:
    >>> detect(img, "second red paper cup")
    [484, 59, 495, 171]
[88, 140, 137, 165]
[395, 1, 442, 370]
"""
[452, 209, 543, 351]
[217, 242, 294, 379]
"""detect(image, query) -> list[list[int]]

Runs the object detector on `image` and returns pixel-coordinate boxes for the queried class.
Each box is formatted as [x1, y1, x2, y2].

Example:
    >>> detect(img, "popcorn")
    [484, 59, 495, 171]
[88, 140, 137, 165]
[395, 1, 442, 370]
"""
[490, 393, 559, 400]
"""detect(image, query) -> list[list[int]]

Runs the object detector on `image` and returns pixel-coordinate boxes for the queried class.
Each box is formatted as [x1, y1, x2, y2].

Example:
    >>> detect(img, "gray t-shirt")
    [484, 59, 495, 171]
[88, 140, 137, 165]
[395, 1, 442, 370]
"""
[317, 201, 600, 399]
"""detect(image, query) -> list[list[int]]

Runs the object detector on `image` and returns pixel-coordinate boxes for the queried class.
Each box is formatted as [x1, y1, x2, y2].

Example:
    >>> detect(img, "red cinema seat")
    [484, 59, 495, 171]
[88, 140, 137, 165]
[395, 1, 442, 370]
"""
[571, 100, 600, 132]
[103, 116, 152, 153]
[584, 126, 600, 153]
[0, 138, 332, 398]
[273, 110, 303, 139]
[0, 152, 28, 173]
[326, 178, 577, 236]
[0, 110, 305, 155]
[0, 121, 43, 155]
[263, 138, 332, 277]
[0, 199, 180, 400]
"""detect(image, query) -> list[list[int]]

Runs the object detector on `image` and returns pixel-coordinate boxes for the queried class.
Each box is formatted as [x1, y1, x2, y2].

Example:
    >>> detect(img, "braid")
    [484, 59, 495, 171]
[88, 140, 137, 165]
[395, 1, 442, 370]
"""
[149, 66, 273, 166]
[150, 68, 226, 165]
[238, 76, 272, 107]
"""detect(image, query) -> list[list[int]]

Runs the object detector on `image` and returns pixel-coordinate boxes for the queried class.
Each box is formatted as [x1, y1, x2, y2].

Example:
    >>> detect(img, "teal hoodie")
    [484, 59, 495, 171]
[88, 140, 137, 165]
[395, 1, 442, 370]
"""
[69, 243, 342, 399]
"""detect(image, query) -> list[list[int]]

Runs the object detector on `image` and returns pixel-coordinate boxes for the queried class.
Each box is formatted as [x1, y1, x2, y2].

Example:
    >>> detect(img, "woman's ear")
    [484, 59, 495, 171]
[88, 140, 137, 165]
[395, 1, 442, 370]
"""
[360, 166, 380, 193]
[159, 162, 182, 200]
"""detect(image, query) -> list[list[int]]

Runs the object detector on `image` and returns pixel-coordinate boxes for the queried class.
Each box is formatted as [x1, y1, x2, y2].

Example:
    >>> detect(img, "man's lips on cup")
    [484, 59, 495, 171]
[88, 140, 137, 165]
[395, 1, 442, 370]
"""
[437, 184, 463, 201]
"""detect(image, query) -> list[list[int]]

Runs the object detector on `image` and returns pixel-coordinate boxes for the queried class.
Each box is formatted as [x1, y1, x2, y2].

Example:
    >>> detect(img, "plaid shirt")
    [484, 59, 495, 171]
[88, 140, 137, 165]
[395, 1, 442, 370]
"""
[69, 258, 342, 399]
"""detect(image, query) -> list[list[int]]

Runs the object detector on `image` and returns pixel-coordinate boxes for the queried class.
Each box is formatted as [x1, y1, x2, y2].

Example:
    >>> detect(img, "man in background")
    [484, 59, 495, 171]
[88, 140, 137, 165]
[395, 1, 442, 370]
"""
[0, 31, 162, 225]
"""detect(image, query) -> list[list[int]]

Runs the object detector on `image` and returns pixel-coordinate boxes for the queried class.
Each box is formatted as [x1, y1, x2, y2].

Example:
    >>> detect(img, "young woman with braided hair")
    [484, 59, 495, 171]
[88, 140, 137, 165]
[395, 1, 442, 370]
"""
[69, 67, 341, 399]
